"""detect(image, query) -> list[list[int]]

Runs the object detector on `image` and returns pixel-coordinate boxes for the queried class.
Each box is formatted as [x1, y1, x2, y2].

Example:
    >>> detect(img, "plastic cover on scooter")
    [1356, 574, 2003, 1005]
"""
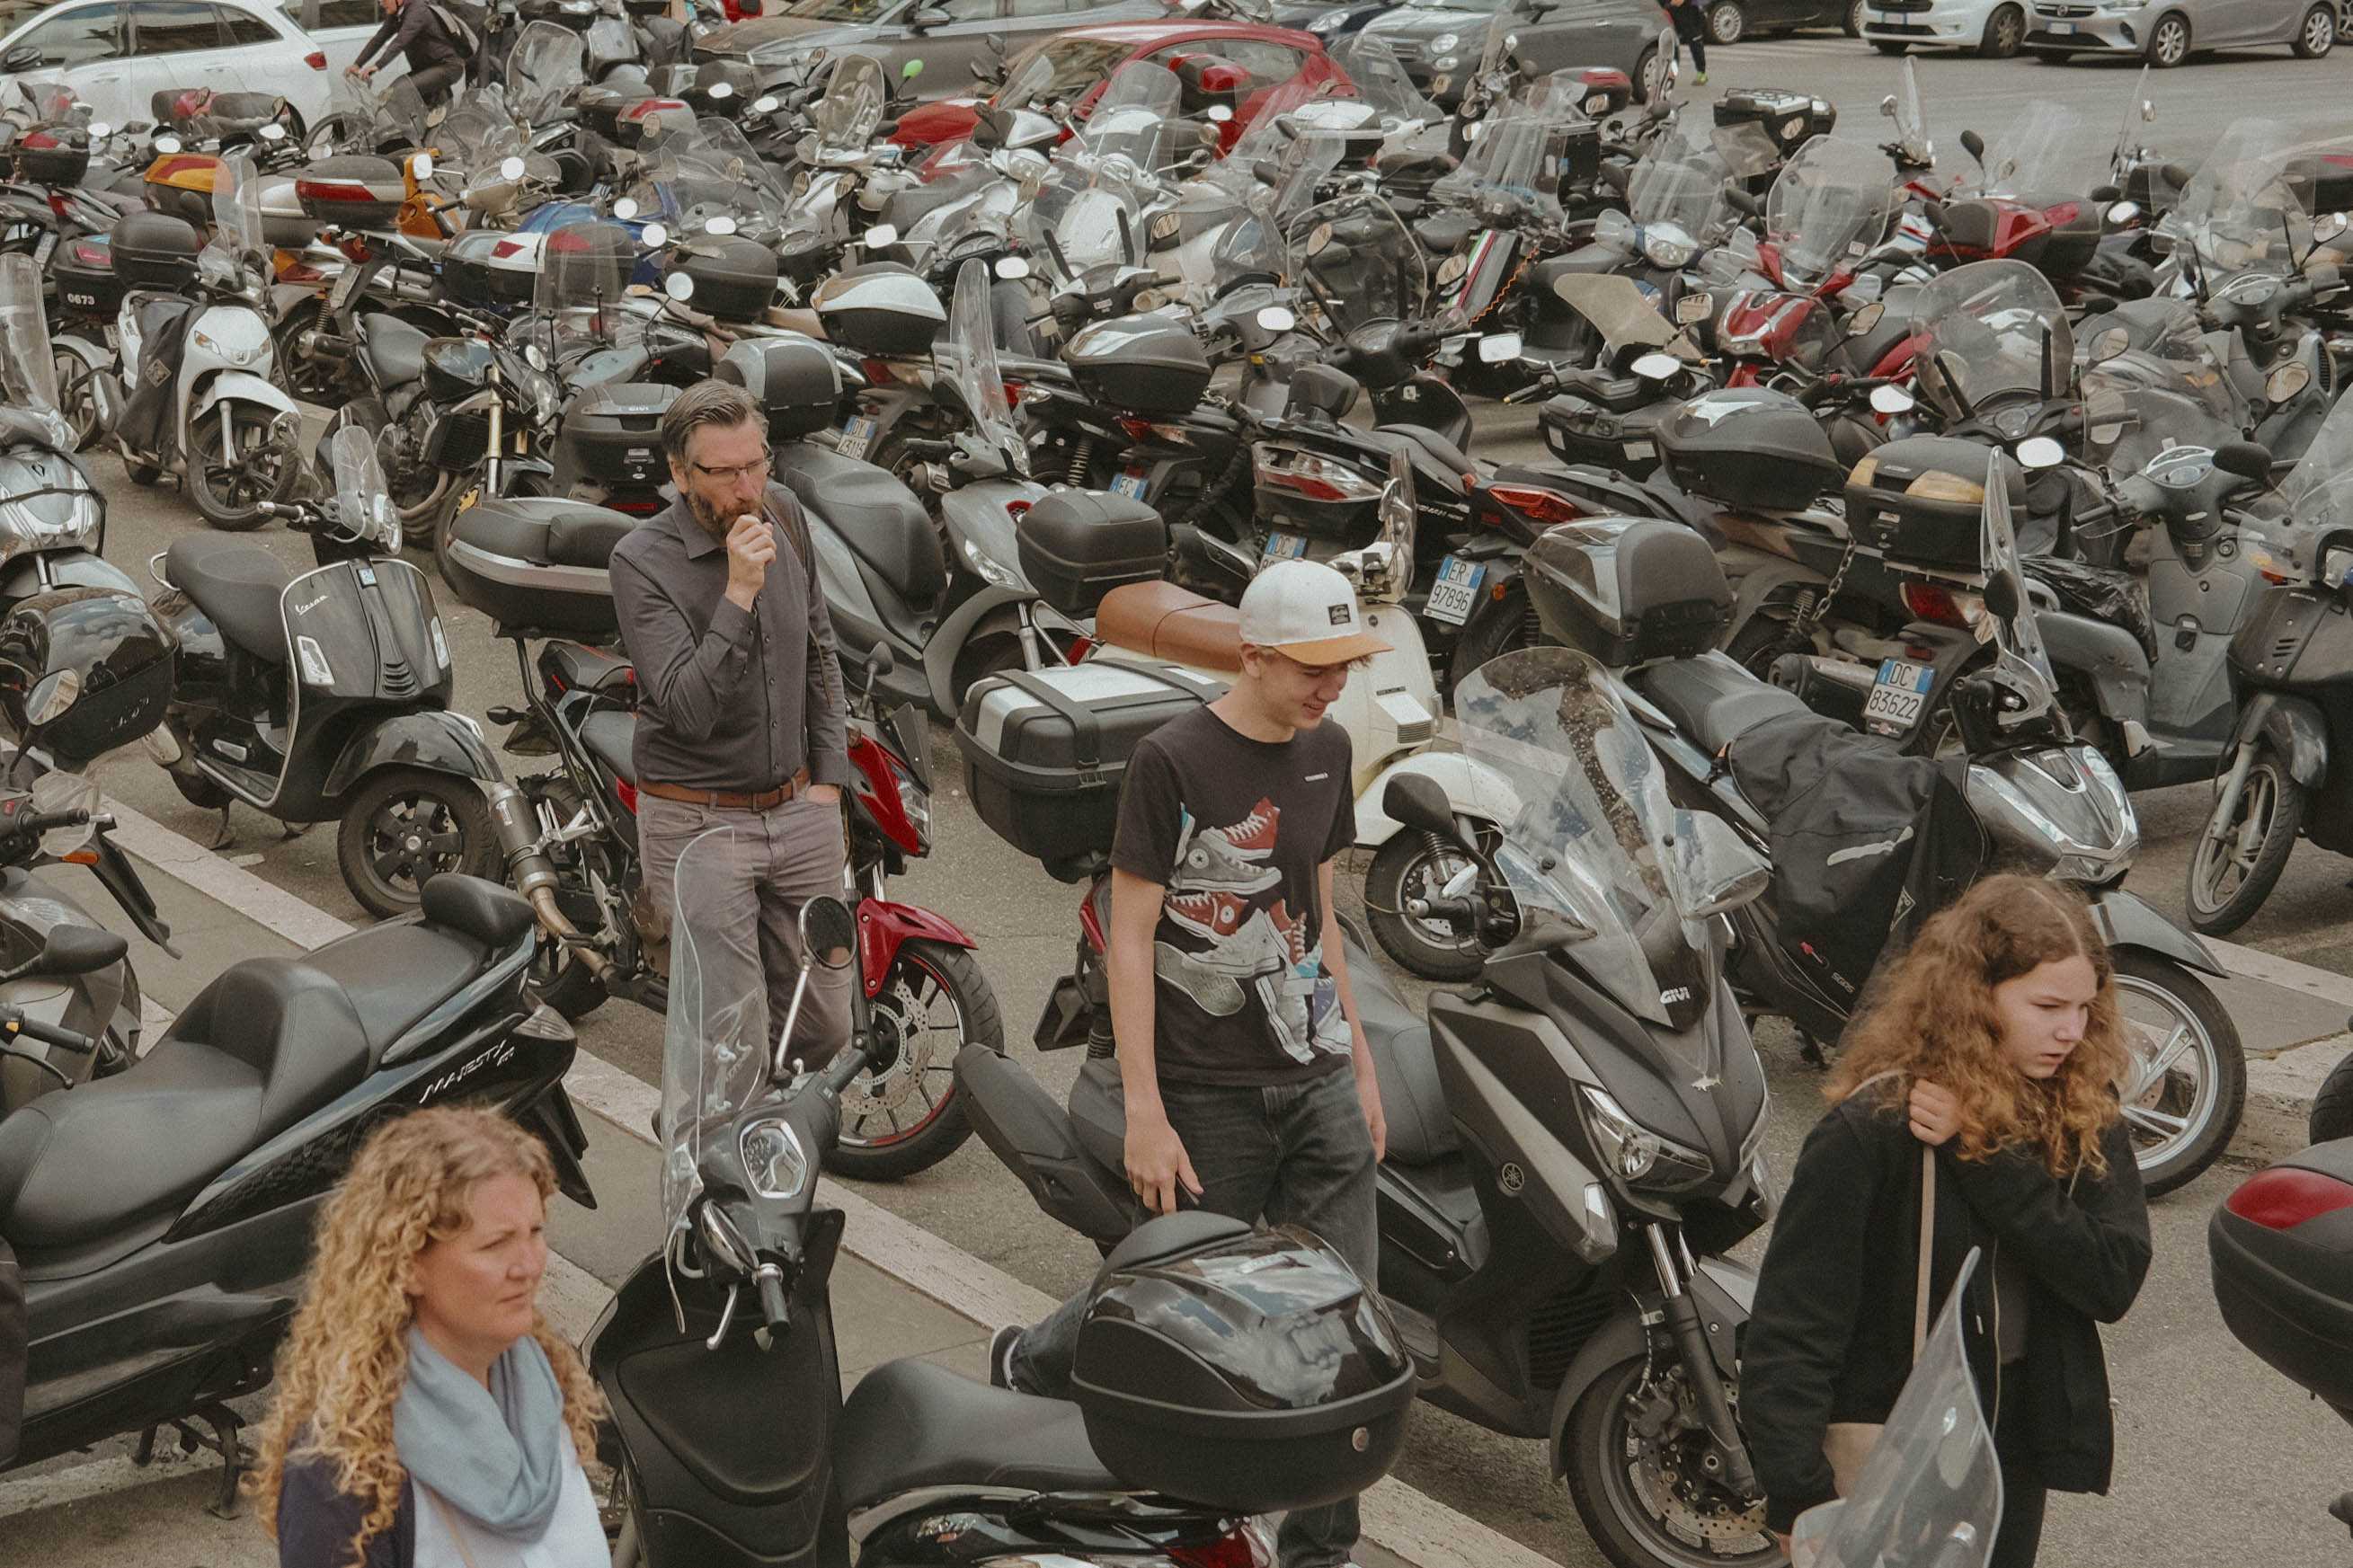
[330, 426, 404, 553]
[1789, 1250, 2001, 1568]
[811, 54, 889, 159]
[1955, 100, 2080, 199]
[1286, 190, 1424, 333]
[1907, 259, 2071, 430]
[1763, 136, 1895, 291]
[0, 253, 72, 452]
[1430, 102, 1584, 226]
[1324, 33, 1441, 142]
[2171, 119, 2312, 282]
[198, 151, 266, 294]
[509, 21, 589, 125]
[1454, 646, 1765, 1039]
[944, 258, 1025, 477]
[529, 218, 641, 364]
[2272, 376, 2353, 578]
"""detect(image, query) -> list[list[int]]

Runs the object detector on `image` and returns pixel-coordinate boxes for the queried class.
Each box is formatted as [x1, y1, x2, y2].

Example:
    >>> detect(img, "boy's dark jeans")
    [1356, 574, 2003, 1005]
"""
[1008, 1064, 1380, 1568]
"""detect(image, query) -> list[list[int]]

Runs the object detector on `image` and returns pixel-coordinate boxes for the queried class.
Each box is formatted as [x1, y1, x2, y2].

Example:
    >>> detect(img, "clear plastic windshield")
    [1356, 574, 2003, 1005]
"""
[1979, 449, 2056, 722]
[0, 254, 64, 441]
[1910, 258, 2071, 417]
[2280, 385, 2353, 554]
[199, 152, 266, 288]
[1889, 56, 1931, 169]
[1432, 109, 1581, 224]
[1454, 647, 1736, 1043]
[2111, 65, 2153, 174]
[2174, 119, 2312, 280]
[1326, 33, 1439, 131]
[330, 426, 403, 553]
[1629, 115, 1732, 241]
[945, 257, 1022, 474]
[638, 117, 791, 238]
[1194, 124, 1346, 293]
[1763, 137, 1894, 289]
[1287, 191, 1424, 333]
[1077, 60, 1182, 170]
[812, 54, 889, 154]
[368, 75, 433, 152]
[2076, 299, 2241, 433]
[1000, 37, 1133, 111]
[1964, 101, 2080, 199]
[1029, 155, 1152, 285]
[660, 825, 768, 1239]
[510, 22, 590, 124]
[534, 218, 640, 354]
[1791, 1253, 2001, 1568]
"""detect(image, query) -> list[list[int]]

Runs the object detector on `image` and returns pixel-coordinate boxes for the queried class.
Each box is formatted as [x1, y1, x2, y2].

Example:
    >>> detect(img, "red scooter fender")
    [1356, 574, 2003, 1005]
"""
[857, 897, 978, 997]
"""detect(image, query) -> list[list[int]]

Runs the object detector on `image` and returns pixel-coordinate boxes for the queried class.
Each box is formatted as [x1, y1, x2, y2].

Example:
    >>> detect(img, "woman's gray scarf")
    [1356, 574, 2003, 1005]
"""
[393, 1326, 568, 1539]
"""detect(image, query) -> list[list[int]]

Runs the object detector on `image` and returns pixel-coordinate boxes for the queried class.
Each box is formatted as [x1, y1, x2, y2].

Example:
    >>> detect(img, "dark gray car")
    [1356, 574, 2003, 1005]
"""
[696, 0, 1164, 97]
[1295, 0, 1671, 107]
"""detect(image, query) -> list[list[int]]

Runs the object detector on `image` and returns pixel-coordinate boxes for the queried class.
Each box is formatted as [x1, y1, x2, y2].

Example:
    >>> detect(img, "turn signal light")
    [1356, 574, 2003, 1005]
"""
[2225, 1166, 2353, 1231]
[1486, 483, 1585, 526]
[1898, 581, 1974, 628]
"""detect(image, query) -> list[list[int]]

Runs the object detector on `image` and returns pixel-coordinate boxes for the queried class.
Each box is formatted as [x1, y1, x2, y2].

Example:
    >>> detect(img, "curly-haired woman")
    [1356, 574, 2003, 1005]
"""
[1742, 874, 2153, 1567]
[251, 1107, 609, 1568]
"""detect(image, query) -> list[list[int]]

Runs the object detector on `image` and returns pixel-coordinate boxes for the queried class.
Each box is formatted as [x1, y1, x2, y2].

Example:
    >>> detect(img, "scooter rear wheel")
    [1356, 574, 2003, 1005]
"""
[2310, 1050, 2353, 1144]
[2186, 746, 2303, 937]
[336, 766, 501, 920]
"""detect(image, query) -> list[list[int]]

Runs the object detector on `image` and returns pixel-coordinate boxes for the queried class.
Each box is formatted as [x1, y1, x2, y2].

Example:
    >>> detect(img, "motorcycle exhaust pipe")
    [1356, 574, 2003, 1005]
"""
[484, 783, 615, 981]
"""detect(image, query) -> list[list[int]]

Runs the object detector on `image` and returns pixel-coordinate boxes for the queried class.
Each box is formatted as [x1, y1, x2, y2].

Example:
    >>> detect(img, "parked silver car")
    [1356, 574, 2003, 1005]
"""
[2022, 0, 2340, 66]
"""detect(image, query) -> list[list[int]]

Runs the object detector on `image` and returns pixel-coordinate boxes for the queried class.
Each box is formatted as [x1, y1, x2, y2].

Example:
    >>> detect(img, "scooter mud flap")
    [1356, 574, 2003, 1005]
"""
[0, 1236, 23, 1467]
[521, 1081, 598, 1210]
[953, 1045, 1137, 1246]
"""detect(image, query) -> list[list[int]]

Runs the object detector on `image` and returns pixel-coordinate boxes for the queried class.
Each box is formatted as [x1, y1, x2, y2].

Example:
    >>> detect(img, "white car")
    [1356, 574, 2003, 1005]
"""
[1860, 0, 2031, 54]
[0, 0, 337, 135]
[281, 0, 409, 80]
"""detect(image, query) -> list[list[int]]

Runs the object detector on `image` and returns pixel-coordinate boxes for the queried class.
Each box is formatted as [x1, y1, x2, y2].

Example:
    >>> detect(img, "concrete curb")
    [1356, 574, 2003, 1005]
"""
[2206, 936, 2352, 1163]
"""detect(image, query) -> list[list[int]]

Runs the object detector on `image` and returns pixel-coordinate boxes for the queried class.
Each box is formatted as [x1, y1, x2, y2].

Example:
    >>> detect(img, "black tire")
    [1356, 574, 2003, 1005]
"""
[51, 347, 102, 451]
[126, 460, 163, 486]
[187, 403, 297, 531]
[2145, 10, 2189, 62]
[2310, 1050, 2353, 1145]
[2033, 43, 2073, 56]
[1844, 0, 1863, 33]
[271, 297, 346, 403]
[2112, 952, 2244, 1198]
[168, 764, 232, 811]
[829, 939, 1002, 1183]
[1979, 1, 2024, 54]
[1724, 609, 1814, 678]
[1872, 37, 1910, 52]
[2184, 747, 2304, 937]
[336, 766, 501, 921]
[1563, 1352, 1779, 1568]
[2294, 1, 2335, 53]
[1708, 0, 1746, 43]
[1446, 579, 1537, 694]
[1365, 832, 1488, 982]
[1633, 45, 1665, 102]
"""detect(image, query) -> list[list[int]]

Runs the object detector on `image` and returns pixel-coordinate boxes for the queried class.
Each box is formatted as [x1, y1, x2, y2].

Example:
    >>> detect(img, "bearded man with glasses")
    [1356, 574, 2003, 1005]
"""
[610, 380, 854, 1066]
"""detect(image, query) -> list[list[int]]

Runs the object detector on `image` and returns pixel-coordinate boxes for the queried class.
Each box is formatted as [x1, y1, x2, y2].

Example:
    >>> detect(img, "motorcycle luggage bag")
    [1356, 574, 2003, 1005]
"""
[111, 212, 202, 291]
[955, 660, 1221, 882]
[1063, 314, 1211, 419]
[15, 129, 90, 187]
[53, 235, 125, 323]
[564, 383, 678, 487]
[1655, 387, 1844, 511]
[811, 263, 946, 358]
[1523, 517, 1731, 666]
[442, 497, 641, 638]
[294, 156, 406, 231]
[444, 228, 545, 308]
[1847, 435, 2025, 573]
[670, 235, 779, 323]
[1014, 492, 1168, 618]
[2210, 1140, 2353, 1413]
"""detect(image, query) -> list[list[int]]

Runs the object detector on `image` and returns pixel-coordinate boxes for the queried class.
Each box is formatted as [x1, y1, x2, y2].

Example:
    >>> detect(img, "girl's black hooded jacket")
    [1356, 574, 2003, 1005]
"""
[1740, 1086, 2153, 1535]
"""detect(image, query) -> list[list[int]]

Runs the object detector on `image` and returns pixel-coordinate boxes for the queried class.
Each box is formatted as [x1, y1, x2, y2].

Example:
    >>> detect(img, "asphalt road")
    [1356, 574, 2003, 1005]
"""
[62, 40, 2353, 1567]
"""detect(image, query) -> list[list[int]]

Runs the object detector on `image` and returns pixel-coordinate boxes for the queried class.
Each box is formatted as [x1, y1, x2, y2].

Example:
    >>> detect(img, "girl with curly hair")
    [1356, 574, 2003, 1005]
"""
[250, 1107, 608, 1568]
[1741, 873, 2153, 1567]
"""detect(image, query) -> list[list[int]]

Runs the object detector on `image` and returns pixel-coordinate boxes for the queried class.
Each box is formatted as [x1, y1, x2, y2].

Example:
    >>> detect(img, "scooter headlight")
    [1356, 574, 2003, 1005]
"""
[1641, 226, 1699, 270]
[1581, 1085, 1712, 1191]
[741, 1115, 811, 1200]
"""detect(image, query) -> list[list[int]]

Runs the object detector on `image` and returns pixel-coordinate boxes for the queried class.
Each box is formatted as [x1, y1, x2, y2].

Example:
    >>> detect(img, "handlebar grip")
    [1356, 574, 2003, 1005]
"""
[0, 1008, 96, 1054]
[755, 1264, 790, 1337]
[1504, 383, 1549, 404]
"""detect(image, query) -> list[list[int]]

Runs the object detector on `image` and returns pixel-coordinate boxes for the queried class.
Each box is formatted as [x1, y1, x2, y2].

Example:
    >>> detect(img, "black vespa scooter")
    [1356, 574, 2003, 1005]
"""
[953, 649, 1786, 1568]
[0, 873, 591, 1489]
[144, 430, 504, 917]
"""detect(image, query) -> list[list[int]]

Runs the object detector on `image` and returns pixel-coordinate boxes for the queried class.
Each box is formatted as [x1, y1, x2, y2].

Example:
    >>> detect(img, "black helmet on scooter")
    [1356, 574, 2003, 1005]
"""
[1070, 1211, 1415, 1513]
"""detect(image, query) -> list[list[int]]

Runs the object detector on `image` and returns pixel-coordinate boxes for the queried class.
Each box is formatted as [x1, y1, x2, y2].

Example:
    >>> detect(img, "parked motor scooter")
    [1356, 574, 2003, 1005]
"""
[0, 873, 591, 1485]
[953, 651, 1785, 1568]
[591, 837, 1414, 1568]
[97, 153, 306, 529]
[146, 430, 504, 917]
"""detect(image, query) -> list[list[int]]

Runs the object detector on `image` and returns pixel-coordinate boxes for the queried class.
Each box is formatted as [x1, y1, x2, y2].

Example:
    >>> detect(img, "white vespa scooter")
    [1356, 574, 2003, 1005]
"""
[1093, 452, 1520, 980]
[97, 151, 305, 530]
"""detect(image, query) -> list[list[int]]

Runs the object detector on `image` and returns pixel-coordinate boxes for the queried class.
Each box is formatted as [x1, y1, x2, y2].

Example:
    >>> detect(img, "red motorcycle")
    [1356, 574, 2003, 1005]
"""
[481, 631, 1000, 1182]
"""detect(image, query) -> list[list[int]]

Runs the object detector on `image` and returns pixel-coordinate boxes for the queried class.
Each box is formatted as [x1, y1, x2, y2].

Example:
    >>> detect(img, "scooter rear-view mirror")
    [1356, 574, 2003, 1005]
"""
[1985, 570, 2023, 621]
[2214, 440, 2274, 483]
[1383, 773, 1456, 838]
[799, 897, 857, 970]
[37, 926, 129, 979]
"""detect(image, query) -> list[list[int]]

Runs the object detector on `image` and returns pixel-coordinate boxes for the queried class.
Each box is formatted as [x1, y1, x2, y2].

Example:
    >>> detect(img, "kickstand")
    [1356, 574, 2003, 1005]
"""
[278, 818, 308, 840]
[207, 803, 235, 852]
[176, 1403, 249, 1520]
[1796, 1032, 1828, 1069]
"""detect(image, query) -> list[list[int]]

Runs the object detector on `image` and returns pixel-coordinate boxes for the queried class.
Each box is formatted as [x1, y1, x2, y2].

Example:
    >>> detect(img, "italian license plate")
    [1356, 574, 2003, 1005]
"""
[1425, 554, 1484, 625]
[1111, 469, 1150, 500]
[2049, 18, 2074, 31]
[329, 264, 364, 309]
[836, 413, 876, 461]
[1261, 530, 1309, 563]
[1862, 657, 1932, 734]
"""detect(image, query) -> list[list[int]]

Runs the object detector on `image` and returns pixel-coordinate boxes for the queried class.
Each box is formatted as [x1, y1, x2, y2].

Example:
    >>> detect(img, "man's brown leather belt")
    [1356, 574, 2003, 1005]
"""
[639, 768, 812, 811]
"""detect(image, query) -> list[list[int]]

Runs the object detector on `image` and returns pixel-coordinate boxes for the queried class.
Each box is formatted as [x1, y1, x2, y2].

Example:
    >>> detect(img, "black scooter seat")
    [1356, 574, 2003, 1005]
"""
[1415, 211, 1476, 257]
[1369, 423, 1476, 483]
[835, 1359, 1119, 1511]
[579, 708, 637, 784]
[1629, 654, 1813, 756]
[360, 313, 431, 393]
[165, 534, 291, 665]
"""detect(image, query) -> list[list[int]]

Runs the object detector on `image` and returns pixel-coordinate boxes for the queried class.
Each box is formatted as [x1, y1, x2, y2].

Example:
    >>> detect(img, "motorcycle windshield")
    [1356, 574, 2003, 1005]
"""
[1432, 108, 1581, 224]
[2077, 299, 2240, 432]
[1889, 56, 1931, 168]
[1629, 115, 1733, 239]
[534, 218, 640, 353]
[2174, 119, 2311, 279]
[944, 257, 1022, 474]
[1979, 448, 2057, 715]
[659, 824, 768, 1240]
[1287, 191, 1424, 332]
[1764, 137, 1893, 289]
[330, 426, 404, 553]
[510, 22, 590, 124]
[812, 54, 889, 155]
[0, 254, 66, 444]
[1966, 100, 2080, 198]
[639, 118, 791, 238]
[2279, 384, 2353, 554]
[367, 75, 433, 153]
[1030, 150, 1155, 285]
[1078, 60, 1182, 170]
[200, 151, 266, 286]
[1326, 33, 1438, 131]
[2112, 65, 2153, 173]
[1792, 1252, 2001, 1568]
[1456, 646, 1756, 1043]
[1910, 258, 2072, 418]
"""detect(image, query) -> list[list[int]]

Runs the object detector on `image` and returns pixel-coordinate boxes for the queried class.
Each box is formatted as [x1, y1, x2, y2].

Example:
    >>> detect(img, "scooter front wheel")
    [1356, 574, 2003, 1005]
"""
[1364, 833, 1487, 982]
[2186, 745, 2304, 937]
[1564, 1352, 1778, 1568]
[2114, 951, 2243, 1198]
[187, 403, 297, 531]
[336, 767, 501, 920]
[830, 939, 1002, 1183]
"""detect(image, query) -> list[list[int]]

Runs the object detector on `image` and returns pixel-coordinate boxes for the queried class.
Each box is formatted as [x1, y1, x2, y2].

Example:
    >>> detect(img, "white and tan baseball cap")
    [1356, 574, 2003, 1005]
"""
[1239, 559, 1392, 667]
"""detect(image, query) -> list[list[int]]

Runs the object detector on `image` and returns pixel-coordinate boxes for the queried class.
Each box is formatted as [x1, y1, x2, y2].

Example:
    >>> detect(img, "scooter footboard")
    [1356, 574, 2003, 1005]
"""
[954, 1046, 1136, 1247]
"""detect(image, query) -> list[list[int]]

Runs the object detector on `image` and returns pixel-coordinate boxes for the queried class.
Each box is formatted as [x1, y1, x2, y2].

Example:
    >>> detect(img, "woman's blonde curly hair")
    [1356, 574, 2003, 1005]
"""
[1828, 873, 2128, 1179]
[248, 1106, 604, 1568]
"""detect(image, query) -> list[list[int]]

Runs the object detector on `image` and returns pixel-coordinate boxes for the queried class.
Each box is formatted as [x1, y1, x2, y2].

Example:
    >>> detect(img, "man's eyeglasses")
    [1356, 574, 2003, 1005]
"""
[690, 452, 774, 485]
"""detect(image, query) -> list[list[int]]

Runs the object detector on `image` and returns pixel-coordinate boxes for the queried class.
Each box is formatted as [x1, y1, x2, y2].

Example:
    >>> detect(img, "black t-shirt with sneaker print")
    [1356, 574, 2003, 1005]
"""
[1110, 705, 1357, 1087]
